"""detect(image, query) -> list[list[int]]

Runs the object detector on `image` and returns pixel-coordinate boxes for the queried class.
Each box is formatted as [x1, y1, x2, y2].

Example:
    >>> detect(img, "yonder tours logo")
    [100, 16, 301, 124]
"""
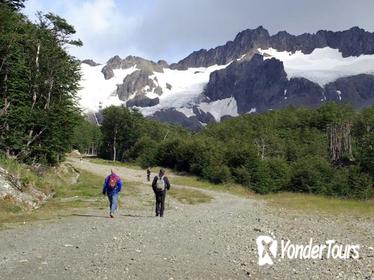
[256, 235, 360, 266]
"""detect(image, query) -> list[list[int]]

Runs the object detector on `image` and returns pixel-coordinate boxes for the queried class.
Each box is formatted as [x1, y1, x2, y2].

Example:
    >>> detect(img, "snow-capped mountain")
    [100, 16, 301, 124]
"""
[78, 26, 374, 130]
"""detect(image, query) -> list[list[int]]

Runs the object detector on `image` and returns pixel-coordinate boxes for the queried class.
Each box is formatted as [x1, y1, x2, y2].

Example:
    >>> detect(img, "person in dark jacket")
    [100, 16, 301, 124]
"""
[152, 169, 171, 217]
[146, 167, 151, 182]
[102, 169, 122, 218]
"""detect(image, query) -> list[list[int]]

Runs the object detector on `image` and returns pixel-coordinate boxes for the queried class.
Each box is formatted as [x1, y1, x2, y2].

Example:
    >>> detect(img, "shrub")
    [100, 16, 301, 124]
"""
[231, 166, 252, 186]
[289, 156, 333, 194]
[202, 164, 231, 184]
[250, 161, 273, 194]
[346, 166, 373, 199]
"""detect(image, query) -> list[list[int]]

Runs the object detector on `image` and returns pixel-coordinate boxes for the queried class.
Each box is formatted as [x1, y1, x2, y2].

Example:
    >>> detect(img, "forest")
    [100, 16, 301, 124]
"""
[82, 104, 374, 199]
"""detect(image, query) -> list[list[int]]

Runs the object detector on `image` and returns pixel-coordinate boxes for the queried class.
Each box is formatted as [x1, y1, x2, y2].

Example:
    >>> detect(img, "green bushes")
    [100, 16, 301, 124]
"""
[98, 104, 374, 199]
[289, 156, 333, 194]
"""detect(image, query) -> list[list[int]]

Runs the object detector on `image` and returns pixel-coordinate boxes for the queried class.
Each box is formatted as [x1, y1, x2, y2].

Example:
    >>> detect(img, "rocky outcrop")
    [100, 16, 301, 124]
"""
[82, 59, 100, 66]
[204, 54, 288, 113]
[126, 96, 160, 107]
[117, 70, 156, 100]
[325, 74, 374, 108]
[0, 167, 50, 210]
[102, 55, 165, 80]
[204, 54, 374, 114]
[157, 60, 169, 68]
[280, 78, 325, 109]
[171, 26, 374, 70]
[193, 106, 216, 124]
[151, 109, 203, 131]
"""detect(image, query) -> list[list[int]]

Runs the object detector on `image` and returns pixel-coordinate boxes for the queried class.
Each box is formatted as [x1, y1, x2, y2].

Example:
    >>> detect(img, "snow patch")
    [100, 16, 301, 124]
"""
[258, 47, 374, 86]
[198, 97, 238, 121]
[175, 107, 195, 118]
[78, 64, 138, 111]
[237, 54, 247, 61]
[336, 90, 342, 101]
[138, 63, 230, 116]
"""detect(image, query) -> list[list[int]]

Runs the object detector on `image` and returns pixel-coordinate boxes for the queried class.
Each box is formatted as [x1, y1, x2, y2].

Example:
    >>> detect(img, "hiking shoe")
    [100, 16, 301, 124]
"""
[110, 213, 114, 218]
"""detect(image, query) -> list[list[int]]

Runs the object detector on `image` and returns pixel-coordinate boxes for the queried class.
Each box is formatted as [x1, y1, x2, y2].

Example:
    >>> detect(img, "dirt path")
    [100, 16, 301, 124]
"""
[0, 159, 373, 280]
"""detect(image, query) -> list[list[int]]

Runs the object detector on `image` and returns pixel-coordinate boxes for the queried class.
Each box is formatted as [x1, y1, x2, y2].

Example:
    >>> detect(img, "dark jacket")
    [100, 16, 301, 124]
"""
[152, 175, 171, 193]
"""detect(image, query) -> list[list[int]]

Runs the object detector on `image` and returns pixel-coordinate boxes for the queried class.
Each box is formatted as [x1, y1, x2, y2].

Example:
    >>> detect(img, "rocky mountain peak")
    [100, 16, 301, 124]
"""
[101, 55, 166, 80]
[233, 25, 270, 47]
[81, 59, 100, 66]
[171, 26, 374, 70]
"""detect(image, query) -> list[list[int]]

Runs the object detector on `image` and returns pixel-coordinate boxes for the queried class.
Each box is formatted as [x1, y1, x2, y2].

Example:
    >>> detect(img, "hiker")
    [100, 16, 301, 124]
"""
[102, 169, 122, 218]
[152, 169, 171, 217]
[146, 167, 151, 182]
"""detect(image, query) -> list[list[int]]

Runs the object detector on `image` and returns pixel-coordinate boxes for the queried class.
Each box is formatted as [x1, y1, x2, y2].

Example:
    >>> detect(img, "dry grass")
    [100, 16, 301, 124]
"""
[172, 175, 253, 197]
[261, 192, 374, 217]
[168, 187, 212, 205]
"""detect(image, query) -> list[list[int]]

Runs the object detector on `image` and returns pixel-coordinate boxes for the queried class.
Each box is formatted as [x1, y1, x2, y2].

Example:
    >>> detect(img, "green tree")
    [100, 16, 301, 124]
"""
[0, 5, 82, 164]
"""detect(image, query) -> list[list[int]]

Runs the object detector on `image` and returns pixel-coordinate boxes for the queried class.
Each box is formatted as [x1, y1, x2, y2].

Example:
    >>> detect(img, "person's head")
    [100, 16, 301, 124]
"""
[159, 168, 165, 177]
[111, 169, 117, 175]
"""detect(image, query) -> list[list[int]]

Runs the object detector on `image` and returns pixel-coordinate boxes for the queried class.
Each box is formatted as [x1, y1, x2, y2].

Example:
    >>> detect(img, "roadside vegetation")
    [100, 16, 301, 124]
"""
[95, 104, 374, 200]
[0, 156, 106, 228]
[261, 192, 374, 217]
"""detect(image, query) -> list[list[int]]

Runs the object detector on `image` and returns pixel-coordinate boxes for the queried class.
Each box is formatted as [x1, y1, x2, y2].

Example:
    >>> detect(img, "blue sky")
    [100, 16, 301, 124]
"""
[24, 0, 374, 64]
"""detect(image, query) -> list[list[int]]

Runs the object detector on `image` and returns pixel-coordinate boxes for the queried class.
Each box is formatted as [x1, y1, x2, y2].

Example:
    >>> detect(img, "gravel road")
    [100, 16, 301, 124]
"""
[0, 159, 373, 280]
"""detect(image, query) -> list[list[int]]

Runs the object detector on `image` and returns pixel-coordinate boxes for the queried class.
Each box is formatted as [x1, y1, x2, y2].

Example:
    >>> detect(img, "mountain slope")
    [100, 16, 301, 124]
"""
[78, 26, 374, 129]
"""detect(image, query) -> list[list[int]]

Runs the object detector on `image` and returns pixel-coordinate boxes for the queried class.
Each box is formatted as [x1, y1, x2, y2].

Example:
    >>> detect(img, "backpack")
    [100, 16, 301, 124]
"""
[108, 175, 118, 189]
[155, 176, 166, 191]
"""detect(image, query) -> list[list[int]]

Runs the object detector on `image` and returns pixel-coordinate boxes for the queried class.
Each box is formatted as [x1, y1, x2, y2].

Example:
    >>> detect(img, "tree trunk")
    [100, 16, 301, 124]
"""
[44, 78, 54, 110]
[0, 72, 9, 117]
[328, 121, 353, 163]
[255, 137, 266, 160]
[31, 42, 41, 110]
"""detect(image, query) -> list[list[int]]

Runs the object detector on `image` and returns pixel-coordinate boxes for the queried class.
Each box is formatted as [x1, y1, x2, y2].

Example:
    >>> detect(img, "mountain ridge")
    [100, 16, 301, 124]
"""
[78, 26, 374, 130]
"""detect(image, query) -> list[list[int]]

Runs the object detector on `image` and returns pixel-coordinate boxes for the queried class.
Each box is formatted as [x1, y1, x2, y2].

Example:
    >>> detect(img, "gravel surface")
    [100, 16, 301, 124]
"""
[0, 159, 373, 280]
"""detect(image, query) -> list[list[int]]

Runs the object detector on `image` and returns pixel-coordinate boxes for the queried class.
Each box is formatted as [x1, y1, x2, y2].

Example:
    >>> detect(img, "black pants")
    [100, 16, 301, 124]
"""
[155, 191, 166, 216]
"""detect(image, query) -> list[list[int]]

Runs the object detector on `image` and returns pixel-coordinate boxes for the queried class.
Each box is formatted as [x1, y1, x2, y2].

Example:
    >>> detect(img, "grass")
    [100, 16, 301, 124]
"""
[172, 174, 253, 197]
[0, 158, 108, 228]
[261, 192, 374, 217]
[53, 169, 103, 198]
[0, 158, 147, 229]
[168, 187, 213, 205]
[167, 172, 374, 217]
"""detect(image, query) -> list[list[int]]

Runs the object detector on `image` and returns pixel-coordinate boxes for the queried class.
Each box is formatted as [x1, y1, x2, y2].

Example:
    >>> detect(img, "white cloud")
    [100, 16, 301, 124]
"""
[24, 0, 143, 63]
